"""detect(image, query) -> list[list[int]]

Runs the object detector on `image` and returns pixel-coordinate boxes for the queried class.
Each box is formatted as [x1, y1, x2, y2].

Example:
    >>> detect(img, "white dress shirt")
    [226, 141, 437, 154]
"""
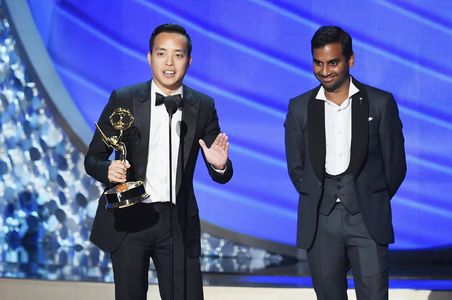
[143, 81, 182, 204]
[315, 78, 359, 176]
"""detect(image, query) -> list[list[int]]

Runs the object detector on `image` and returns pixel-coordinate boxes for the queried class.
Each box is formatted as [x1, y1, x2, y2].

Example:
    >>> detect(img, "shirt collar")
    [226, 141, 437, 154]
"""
[151, 80, 183, 97]
[315, 77, 359, 103]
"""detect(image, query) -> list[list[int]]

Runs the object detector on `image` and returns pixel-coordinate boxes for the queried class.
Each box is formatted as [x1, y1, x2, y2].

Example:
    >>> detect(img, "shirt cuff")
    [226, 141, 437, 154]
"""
[211, 164, 227, 174]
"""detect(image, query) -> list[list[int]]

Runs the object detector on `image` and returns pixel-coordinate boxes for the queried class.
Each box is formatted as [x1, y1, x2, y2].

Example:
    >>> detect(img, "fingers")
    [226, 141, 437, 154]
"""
[108, 160, 129, 183]
[201, 133, 229, 153]
[199, 139, 207, 151]
[213, 133, 228, 149]
[218, 133, 228, 151]
[224, 140, 229, 154]
[124, 160, 131, 168]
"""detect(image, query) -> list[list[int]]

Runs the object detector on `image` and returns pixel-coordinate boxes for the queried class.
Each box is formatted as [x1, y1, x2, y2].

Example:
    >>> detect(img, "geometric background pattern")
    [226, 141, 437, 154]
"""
[25, 0, 452, 249]
[0, 8, 283, 281]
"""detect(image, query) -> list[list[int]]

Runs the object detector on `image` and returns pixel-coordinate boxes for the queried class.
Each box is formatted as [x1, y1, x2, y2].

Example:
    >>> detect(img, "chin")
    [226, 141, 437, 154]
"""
[323, 83, 337, 91]
[164, 82, 182, 91]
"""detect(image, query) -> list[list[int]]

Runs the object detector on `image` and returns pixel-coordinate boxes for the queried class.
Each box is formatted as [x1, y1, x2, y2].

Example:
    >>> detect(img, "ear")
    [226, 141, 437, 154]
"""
[147, 52, 152, 66]
[188, 55, 192, 66]
[348, 53, 355, 68]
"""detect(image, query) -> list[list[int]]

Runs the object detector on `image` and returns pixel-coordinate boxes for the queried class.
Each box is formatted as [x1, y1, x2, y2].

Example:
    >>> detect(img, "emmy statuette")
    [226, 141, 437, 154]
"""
[95, 108, 149, 209]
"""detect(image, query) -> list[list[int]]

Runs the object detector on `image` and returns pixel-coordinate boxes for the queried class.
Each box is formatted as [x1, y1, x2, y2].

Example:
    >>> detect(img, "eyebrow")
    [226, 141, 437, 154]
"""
[154, 47, 185, 53]
[313, 58, 340, 63]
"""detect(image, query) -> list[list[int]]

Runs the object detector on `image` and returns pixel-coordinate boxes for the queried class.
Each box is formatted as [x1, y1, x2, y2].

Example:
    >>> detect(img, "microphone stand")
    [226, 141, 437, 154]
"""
[168, 112, 174, 300]
[164, 96, 181, 300]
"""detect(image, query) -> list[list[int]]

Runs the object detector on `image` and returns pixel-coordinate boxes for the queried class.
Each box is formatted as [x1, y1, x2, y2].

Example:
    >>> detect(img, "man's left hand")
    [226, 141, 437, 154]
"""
[199, 133, 229, 170]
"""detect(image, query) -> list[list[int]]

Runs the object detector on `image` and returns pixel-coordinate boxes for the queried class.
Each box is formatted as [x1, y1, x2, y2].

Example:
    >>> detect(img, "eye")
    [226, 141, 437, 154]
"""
[329, 60, 338, 66]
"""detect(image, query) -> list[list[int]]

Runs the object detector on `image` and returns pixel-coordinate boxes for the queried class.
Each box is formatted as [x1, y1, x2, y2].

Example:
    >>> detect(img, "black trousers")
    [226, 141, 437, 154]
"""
[110, 202, 203, 300]
[307, 203, 388, 300]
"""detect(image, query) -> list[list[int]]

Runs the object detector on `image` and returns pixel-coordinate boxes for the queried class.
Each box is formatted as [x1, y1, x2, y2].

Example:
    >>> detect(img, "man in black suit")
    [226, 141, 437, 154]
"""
[85, 23, 233, 300]
[285, 26, 406, 300]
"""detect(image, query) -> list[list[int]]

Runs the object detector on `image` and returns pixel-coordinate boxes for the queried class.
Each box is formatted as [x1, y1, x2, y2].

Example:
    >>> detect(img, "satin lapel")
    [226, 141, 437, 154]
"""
[307, 86, 325, 182]
[176, 85, 200, 192]
[132, 80, 152, 181]
[349, 79, 369, 179]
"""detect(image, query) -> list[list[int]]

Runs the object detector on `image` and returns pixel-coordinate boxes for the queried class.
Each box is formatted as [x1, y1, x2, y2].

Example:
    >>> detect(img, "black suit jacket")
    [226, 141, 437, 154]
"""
[84, 81, 233, 257]
[285, 78, 406, 249]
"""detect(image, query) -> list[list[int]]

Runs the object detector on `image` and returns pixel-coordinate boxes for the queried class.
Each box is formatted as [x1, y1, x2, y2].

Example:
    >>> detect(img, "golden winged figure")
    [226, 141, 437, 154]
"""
[95, 108, 134, 162]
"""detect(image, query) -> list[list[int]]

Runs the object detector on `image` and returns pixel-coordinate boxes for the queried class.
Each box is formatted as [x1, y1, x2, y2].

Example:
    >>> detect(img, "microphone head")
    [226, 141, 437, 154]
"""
[164, 95, 182, 116]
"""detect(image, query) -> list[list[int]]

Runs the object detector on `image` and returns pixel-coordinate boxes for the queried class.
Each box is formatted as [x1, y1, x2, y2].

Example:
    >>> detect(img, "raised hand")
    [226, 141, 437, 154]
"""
[199, 133, 229, 170]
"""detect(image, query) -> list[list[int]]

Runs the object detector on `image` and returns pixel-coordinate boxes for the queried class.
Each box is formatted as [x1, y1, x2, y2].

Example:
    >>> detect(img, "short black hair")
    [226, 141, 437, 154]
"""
[149, 23, 192, 56]
[311, 26, 353, 60]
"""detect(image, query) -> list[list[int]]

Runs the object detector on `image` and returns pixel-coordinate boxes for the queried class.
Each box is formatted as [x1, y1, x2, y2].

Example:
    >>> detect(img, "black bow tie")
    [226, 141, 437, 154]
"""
[155, 93, 182, 107]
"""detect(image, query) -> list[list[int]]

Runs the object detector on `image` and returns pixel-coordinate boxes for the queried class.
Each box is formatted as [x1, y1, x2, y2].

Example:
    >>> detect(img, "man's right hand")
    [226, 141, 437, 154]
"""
[108, 160, 130, 183]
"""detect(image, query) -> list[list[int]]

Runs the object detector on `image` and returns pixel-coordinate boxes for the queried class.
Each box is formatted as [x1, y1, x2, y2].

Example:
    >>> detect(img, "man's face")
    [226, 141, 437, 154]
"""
[148, 32, 192, 94]
[312, 43, 354, 92]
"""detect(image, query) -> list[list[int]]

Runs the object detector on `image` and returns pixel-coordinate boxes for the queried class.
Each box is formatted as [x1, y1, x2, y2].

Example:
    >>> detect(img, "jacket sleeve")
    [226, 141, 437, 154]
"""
[379, 94, 406, 198]
[201, 100, 233, 184]
[84, 91, 120, 186]
[285, 99, 306, 195]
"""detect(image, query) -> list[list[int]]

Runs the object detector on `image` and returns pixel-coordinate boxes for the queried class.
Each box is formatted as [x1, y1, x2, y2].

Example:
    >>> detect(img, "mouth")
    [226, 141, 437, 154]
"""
[320, 76, 335, 83]
[163, 70, 175, 77]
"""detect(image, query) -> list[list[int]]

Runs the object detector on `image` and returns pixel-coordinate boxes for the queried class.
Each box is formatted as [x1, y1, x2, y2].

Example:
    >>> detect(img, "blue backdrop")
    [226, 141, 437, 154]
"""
[27, 0, 452, 250]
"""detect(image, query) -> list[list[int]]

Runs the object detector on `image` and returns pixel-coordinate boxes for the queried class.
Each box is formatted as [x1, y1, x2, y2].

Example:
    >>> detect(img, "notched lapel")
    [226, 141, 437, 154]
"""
[349, 80, 369, 179]
[176, 86, 200, 192]
[132, 81, 152, 181]
[307, 86, 325, 182]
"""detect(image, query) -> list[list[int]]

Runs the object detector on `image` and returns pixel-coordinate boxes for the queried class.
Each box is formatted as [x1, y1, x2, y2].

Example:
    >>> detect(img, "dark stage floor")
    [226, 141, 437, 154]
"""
[1, 238, 452, 291]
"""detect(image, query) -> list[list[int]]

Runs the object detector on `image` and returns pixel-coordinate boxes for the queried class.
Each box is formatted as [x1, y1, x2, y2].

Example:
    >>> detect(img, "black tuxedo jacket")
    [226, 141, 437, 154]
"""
[285, 78, 406, 249]
[84, 81, 233, 257]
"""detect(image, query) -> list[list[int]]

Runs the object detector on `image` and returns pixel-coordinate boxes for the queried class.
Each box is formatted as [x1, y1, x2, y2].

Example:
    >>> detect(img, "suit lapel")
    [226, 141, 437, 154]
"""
[349, 78, 369, 179]
[307, 86, 325, 182]
[176, 85, 200, 192]
[132, 80, 152, 181]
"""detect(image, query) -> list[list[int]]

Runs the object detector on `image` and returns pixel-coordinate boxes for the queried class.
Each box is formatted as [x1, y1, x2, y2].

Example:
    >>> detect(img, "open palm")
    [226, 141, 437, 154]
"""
[199, 133, 229, 170]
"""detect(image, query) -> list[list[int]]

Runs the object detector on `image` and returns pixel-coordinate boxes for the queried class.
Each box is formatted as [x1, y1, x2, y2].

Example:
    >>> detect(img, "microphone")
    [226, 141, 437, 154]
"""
[164, 95, 182, 116]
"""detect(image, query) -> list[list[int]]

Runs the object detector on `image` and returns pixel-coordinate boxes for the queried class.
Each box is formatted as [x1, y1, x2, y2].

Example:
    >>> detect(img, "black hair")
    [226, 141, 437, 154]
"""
[149, 23, 192, 56]
[311, 26, 353, 60]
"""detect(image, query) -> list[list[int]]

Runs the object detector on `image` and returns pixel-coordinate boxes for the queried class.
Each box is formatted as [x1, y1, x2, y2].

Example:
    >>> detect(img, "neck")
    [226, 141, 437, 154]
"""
[324, 76, 350, 105]
[154, 81, 183, 96]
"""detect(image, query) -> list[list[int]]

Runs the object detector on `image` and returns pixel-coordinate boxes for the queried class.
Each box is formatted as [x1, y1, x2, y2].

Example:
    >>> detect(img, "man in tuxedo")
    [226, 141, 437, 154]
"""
[284, 26, 406, 300]
[85, 23, 233, 300]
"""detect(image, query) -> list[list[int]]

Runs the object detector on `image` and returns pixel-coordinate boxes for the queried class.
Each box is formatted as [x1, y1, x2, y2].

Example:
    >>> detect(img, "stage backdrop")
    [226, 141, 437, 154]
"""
[26, 0, 452, 250]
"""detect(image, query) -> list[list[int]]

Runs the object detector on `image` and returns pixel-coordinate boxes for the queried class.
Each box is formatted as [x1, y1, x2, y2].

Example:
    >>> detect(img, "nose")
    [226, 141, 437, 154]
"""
[320, 65, 330, 77]
[165, 55, 174, 66]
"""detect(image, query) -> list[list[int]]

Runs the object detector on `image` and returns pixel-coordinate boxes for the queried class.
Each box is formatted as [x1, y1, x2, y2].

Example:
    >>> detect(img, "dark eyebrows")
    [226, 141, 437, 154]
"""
[154, 47, 186, 54]
[152, 47, 188, 55]
[313, 58, 341, 64]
